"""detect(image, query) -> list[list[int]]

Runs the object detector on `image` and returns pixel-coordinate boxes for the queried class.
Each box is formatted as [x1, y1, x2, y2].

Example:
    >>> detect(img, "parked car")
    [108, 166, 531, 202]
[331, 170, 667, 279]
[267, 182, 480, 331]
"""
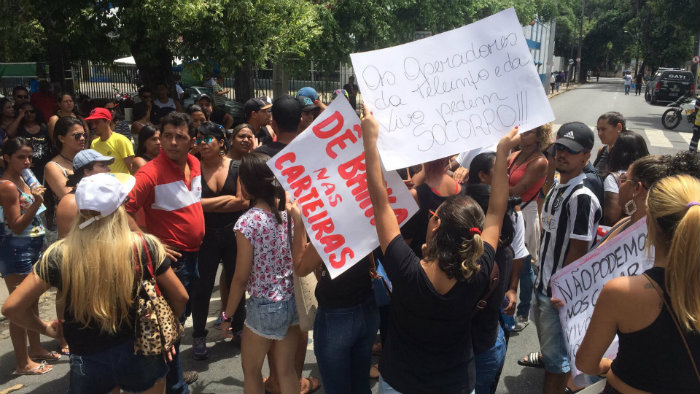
[182, 86, 244, 121]
[645, 68, 695, 105]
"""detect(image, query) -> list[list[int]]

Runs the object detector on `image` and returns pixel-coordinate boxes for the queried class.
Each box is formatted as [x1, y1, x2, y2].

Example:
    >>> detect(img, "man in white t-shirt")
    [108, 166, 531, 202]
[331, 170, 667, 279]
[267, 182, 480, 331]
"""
[623, 72, 633, 95]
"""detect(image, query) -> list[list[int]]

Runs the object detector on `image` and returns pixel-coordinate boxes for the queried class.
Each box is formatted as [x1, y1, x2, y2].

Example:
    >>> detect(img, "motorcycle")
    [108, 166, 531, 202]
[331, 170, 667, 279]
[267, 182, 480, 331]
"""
[661, 95, 698, 130]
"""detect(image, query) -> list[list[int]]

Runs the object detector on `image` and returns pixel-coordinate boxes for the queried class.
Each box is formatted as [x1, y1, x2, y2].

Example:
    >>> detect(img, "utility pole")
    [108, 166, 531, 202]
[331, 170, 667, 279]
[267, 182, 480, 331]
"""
[577, 0, 585, 83]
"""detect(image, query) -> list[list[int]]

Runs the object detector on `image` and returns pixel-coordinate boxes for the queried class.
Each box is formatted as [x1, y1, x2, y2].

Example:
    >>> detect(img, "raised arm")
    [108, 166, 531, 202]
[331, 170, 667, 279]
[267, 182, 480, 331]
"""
[481, 127, 521, 250]
[362, 104, 399, 253]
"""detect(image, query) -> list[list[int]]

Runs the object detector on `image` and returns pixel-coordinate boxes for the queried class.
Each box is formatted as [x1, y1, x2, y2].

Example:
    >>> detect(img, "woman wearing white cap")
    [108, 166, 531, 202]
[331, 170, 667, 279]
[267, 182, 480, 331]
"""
[2, 173, 188, 394]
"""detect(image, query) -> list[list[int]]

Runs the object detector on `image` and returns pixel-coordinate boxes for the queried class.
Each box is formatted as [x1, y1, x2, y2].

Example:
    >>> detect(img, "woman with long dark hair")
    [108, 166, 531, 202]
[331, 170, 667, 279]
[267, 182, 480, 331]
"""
[362, 102, 520, 394]
[602, 131, 649, 225]
[221, 152, 300, 393]
[0, 138, 56, 374]
[133, 125, 161, 171]
[16, 103, 52, 184]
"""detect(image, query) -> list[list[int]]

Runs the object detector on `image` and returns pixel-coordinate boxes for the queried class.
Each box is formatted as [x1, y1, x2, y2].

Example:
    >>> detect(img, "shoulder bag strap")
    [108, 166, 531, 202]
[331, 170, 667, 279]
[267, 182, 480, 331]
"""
[643, 273, 700, 384]
[138, 234, 161, 297]
[474, 261, 500, 313]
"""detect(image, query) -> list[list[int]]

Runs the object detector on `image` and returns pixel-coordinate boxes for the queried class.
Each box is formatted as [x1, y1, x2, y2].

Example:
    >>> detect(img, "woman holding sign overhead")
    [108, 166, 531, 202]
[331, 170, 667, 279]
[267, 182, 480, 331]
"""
[362, 102, 520, 394]
[576, 174, 700, 394]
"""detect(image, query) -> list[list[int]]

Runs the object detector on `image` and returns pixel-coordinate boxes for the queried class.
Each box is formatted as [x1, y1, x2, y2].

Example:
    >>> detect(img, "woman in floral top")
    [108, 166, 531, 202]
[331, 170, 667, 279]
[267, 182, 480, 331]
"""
[0, 138, 57, 375]
[221, 152, 301, 394]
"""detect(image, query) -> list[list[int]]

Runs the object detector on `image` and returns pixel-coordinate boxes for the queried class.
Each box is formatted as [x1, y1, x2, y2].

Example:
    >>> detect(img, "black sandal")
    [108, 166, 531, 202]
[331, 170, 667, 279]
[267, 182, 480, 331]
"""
[517, 351, 545, 368]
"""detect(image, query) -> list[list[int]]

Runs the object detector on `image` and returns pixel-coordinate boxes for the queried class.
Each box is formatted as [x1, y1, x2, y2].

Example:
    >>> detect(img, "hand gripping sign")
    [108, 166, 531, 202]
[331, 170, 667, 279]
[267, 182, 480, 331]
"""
[550, 218, 655, 385]
[350, 7, 554, 170]
[267, 96, 418, 279]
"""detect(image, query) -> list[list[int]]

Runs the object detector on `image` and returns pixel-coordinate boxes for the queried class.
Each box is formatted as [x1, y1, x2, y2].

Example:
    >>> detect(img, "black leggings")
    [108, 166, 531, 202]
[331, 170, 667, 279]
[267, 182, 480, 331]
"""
[191, 227, 246, 338]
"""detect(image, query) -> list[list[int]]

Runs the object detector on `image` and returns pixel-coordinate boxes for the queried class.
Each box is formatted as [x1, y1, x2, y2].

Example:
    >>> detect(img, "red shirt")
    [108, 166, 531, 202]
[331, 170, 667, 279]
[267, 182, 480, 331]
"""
[30, 92, 56, 122]
[126, 152, 205, 252]
[508, 152, 545, 203]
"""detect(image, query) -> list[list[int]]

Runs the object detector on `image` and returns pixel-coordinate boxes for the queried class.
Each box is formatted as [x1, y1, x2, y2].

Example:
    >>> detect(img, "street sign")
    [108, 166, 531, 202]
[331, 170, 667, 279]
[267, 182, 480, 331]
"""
[576, 57, 581, 63]
[692, 55, 700, 64]
[568, 58, 574, 65]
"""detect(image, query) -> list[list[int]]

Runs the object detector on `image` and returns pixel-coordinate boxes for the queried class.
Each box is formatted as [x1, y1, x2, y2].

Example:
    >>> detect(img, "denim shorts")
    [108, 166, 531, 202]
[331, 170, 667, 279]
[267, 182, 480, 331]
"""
[245, 296, 299, 341]
[378, 377, 475, 394]
[532, 291, 570, 374]
[0, 236, 43, 278]
[68, 340, 168, 394]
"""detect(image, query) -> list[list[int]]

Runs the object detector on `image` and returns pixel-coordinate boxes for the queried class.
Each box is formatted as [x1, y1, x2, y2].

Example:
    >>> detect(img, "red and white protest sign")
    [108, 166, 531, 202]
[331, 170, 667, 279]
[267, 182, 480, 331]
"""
[267, 96, 418, 279]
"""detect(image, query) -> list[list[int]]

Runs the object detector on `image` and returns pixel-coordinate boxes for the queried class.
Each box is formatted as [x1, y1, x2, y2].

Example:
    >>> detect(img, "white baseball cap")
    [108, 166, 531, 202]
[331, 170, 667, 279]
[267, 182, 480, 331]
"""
[75, 173, 136, 229]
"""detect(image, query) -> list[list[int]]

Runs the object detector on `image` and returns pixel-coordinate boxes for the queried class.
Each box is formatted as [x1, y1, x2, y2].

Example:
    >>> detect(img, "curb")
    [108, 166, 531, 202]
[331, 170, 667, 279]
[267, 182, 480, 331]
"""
[547, 83, 579, 99]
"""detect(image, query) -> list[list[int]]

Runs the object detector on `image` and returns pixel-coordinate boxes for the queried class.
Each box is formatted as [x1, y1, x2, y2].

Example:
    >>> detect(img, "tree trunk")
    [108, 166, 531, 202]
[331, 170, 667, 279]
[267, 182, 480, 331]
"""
[46, 35, 70, 93]
[130, 41, 175, 94]
[234, 61, 254, 102]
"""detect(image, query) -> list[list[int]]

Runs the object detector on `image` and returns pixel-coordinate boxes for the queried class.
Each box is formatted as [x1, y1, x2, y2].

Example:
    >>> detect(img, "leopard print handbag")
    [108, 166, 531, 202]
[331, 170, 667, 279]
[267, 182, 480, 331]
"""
[133, 236, 184, 355]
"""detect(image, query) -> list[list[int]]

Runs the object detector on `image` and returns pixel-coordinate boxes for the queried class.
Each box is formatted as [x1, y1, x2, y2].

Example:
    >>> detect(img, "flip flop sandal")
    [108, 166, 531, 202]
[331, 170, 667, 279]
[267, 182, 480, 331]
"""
[29, 351, 61, 362]
[301, 377, 321, 394]
[13, 361, 53, 375]
[517, 351, 544, 368]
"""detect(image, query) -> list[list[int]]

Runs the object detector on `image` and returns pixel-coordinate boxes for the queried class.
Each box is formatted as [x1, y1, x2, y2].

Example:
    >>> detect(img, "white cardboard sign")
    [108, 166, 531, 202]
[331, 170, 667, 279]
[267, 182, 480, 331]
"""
[350, 7, 554, 170]
[267, 96, 418, 279]
[550, 218, 655, 385]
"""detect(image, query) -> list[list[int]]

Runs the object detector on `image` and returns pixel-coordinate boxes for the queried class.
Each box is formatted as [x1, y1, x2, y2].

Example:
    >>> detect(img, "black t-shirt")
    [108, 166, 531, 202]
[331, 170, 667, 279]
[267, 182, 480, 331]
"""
[471, 245, 513, 354]
[36, 236, 172, 355]
[379, 234, 495, 394]
[583, 162, 604, 207]
[315, 255, 372, 309]
[254, 141, 287, 158]
[201, 159, 241, 229]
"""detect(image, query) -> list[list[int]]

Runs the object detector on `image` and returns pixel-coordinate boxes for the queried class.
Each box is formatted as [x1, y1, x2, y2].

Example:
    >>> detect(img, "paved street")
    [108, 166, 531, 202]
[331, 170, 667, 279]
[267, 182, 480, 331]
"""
[0, 77, 692, 394]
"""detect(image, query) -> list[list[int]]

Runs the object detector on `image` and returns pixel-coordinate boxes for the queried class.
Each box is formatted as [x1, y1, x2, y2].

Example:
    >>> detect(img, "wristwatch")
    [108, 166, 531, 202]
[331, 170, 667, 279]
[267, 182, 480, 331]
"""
[221, 311, 233, 323]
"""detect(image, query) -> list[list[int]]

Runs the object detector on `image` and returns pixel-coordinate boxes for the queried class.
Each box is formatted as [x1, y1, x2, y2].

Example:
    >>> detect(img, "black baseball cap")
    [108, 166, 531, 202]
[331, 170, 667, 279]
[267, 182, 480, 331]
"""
[554, 122, 594, 153]
[297, 95, 317, 112]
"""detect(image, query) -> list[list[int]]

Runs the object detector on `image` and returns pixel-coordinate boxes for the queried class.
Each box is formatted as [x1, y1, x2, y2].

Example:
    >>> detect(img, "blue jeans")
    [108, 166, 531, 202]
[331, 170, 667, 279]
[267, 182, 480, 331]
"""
[517, 256, 534, 318]
[474, 326, 507, 394]
[624, 84, 631, 94]
[166, 251, 199, 394]
[532, 291, 570, 374]
[0, 235, 43, 278]
[68, 340, 168, 394]
[313, 295, 379, 394]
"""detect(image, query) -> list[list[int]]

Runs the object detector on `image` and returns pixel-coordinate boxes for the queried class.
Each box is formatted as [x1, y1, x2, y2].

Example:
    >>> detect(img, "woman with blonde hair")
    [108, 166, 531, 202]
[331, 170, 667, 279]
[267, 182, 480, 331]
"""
[2, 173, 188, 394]
[576, 174, 700, 393]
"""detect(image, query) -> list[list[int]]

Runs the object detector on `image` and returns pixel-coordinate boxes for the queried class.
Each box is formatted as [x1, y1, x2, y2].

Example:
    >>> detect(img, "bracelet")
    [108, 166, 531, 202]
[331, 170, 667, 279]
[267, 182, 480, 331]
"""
[221, 311, 233, 323]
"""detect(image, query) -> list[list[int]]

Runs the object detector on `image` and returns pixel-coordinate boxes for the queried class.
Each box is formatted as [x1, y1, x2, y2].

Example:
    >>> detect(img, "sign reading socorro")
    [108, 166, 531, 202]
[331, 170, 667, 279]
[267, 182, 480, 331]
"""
[349, 7, 554, 171]
[550, 218, 655, 384]
[266, 96, 419, 279]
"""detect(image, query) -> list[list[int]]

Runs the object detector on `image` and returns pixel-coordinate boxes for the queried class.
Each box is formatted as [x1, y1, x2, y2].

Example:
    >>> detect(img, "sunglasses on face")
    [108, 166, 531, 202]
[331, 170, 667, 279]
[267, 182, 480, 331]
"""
[195, 136, 215, 145]
[72, 132, 87, 140]
[554, 144, 582, 155]
[25, 110, 35, 114]
[15, 95, 28, 99]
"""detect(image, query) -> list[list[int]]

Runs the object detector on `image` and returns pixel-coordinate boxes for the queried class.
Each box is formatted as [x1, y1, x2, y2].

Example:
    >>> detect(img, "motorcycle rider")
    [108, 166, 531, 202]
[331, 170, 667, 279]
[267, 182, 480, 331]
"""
[690, 96, 700, 151]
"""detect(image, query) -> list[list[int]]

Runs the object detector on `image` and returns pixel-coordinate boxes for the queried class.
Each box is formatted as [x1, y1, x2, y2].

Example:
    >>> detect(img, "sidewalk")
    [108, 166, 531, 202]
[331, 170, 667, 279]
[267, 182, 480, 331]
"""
[547, 83, 579, 99]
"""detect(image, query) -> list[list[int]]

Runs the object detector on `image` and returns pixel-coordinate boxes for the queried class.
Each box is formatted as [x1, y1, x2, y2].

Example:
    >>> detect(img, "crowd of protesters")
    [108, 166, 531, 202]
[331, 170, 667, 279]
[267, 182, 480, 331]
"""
[0, 79, 697, 394]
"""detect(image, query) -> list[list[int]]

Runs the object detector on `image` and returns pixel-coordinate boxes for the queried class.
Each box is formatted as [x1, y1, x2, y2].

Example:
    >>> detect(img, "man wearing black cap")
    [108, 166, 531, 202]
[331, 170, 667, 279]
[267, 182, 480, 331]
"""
[244, 97, 273, 146]
[532, 122, 602, 394]
[254, 95, 300, 157]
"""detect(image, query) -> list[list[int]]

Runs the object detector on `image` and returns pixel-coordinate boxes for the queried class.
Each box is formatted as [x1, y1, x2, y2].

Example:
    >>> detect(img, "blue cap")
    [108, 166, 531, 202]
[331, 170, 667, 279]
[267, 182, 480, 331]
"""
[296, 87, 319, 101]
[73, 149, 114, 170]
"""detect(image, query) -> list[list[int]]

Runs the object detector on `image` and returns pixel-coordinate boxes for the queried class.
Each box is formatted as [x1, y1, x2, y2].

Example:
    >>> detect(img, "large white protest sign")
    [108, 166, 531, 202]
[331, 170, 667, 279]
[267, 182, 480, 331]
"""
[550, 218, 655, 385]
[267, 96, 418, 279]
[350, 7, 554, 170]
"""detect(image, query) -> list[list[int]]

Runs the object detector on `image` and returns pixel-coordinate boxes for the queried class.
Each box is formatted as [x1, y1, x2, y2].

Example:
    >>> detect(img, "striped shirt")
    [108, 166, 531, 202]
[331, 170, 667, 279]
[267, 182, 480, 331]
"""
[126, 152, 205, 252]
[536, 173, 601, 296]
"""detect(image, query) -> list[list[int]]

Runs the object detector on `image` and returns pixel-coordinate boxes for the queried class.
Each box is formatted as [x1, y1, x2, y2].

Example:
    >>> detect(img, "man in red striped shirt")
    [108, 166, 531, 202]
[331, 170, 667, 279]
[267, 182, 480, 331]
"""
[126, 111, 204, 394]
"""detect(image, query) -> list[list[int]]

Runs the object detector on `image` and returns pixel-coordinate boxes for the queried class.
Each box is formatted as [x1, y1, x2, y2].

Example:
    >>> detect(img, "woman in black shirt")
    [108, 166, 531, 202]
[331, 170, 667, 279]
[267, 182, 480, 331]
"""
[292, 240, 378, 394]
[361, 104, 520, 394]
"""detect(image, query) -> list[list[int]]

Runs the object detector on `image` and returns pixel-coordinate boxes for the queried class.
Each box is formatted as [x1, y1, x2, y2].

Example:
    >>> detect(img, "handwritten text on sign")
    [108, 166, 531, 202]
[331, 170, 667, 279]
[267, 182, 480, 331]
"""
[267, 97, 418, 279]
[550, 218, 654, 384]
[350, 7, 554, 170]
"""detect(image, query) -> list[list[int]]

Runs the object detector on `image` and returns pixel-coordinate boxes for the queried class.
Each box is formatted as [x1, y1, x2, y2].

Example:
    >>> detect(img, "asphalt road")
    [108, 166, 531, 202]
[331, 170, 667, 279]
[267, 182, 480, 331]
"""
[0, 78, 692, 394]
